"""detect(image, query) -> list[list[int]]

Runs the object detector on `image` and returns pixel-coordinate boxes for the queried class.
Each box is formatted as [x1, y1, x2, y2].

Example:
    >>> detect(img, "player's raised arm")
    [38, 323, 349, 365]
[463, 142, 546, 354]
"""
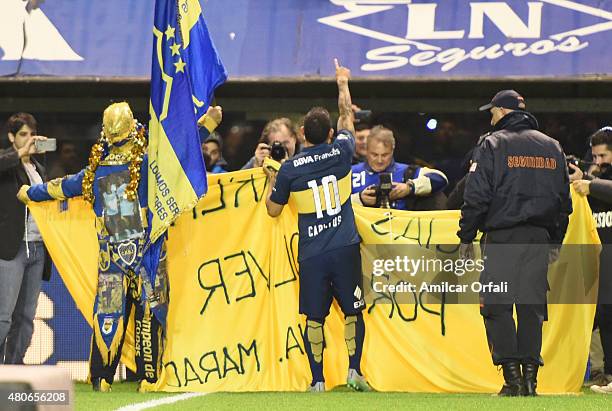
[335, 59, 355, 136]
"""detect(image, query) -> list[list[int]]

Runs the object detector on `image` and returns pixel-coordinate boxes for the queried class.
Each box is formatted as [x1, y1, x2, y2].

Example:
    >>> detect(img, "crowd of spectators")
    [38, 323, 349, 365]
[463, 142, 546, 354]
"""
[0, 111, 607, 199]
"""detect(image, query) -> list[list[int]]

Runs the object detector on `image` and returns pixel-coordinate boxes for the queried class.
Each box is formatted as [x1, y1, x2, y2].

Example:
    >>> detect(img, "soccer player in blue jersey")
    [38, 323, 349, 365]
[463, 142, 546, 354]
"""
[264, 60, 370, 392]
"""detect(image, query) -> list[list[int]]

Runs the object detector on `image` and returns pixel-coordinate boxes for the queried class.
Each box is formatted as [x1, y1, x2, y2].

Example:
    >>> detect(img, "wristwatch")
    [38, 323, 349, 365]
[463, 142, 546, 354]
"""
[406, 179, 415, 195]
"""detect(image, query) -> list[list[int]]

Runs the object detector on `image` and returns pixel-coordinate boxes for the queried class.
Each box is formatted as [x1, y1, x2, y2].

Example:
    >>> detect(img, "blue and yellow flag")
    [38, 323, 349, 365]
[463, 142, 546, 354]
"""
[148, 0, 227, 242]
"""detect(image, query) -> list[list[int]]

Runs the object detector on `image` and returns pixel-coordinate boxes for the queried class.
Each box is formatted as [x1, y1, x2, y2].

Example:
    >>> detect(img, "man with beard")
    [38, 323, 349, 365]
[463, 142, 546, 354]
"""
[571, 127, 612, 393]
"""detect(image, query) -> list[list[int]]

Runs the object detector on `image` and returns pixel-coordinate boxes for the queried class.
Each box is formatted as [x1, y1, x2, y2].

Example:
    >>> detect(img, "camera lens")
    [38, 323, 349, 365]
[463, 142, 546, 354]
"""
[565, 155, 580, 173]
[270, 142, 286, 161]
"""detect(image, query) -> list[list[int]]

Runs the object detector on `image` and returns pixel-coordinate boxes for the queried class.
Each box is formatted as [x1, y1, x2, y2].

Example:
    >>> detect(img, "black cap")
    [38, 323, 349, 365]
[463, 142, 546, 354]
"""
[478, 90, 526, 111]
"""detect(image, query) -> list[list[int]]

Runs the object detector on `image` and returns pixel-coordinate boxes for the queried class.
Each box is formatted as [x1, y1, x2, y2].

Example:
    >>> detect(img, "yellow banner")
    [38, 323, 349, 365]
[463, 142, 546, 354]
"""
[29, 169, 599, 393]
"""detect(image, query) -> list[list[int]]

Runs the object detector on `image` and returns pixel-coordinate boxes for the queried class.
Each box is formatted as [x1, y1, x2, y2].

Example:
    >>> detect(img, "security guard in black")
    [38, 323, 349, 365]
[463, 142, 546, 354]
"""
[458, 90, 572, 397]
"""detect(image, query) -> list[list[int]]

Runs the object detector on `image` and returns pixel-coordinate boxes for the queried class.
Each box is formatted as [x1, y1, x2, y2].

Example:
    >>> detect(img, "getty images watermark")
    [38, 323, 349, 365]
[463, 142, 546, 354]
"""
[362, 244, 604, 304]
[370, 254, 508, 295]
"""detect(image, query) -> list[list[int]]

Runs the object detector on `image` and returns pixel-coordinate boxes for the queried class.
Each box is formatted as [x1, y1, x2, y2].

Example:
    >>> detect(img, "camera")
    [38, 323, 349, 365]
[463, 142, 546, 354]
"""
[566, 155, 580, 168]
[566, 154, 593, 174]
[34, 138, 57, 153]
[375, 172, 393, 209]
[354, 110, 372, 124]
[270, 141, 287, 162]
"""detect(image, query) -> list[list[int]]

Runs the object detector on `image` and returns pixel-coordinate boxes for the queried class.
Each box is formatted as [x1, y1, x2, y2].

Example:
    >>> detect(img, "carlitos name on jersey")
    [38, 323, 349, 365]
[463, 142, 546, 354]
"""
[293, 147, 340, 167]
[593, 211, 612, 229]
[308, 215, 342, 238]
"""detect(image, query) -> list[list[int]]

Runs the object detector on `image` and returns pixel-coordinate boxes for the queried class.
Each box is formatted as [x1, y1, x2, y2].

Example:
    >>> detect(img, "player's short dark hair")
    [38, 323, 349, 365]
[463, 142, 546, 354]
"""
[6, 112, 37, 136]
[303, 107, 332, 145]
[590, 127, 612, 151]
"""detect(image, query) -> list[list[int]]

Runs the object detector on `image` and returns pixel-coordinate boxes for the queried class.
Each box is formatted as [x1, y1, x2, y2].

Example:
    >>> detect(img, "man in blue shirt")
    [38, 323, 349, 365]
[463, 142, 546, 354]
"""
[264, 60, 369, 392]
[351, 126, 448, 210]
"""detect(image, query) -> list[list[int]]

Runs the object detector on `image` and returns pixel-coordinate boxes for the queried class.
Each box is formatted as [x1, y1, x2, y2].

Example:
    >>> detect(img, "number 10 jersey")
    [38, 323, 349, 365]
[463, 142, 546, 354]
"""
[270, 130, 361, 262]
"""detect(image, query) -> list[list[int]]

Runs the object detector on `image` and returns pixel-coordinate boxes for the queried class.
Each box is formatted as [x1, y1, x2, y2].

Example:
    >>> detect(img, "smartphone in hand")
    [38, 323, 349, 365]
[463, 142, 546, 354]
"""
[34, 138, 57, 153]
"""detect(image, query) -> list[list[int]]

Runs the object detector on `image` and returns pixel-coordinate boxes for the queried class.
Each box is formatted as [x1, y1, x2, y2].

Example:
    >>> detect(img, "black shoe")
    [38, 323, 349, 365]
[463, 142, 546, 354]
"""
[92, 377, 112, 392]
[522, 363, 539, 396]
[498, 362, 524, 396]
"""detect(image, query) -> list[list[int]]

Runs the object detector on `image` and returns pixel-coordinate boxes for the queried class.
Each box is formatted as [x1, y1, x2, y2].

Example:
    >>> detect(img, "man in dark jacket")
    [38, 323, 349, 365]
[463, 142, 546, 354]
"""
[0, 112, 50, 364]
[446, 148, 474, 209]
[457, 90, 572, 396]
[571, 127, 612, 392]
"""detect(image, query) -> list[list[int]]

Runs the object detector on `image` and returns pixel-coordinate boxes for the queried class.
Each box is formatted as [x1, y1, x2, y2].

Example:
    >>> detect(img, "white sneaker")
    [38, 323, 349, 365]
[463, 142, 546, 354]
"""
[347, 368, 371, 392]
[309, 381, 325, 392]
[591, 382, 612, 394]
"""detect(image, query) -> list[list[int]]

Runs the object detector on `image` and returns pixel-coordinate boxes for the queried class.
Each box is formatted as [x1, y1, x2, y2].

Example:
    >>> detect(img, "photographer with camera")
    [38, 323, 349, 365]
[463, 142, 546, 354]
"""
[570, 127, 612, 393]
[351, 126, 448, 210]
[241, 118, 299, 169]
[0, 112, 52, 364]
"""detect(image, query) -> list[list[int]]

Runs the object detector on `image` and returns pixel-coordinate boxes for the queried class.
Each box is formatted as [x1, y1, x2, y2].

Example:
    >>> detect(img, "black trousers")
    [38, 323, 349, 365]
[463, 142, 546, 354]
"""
[595, 246, 612, 374]
[479, 225, 549, 366]
[595, 304, 612, 375]
[482, 303, 547, 365]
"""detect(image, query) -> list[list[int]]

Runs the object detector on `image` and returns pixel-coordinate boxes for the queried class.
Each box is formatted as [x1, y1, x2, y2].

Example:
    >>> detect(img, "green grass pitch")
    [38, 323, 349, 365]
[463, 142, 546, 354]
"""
[74, 382, 610, 411]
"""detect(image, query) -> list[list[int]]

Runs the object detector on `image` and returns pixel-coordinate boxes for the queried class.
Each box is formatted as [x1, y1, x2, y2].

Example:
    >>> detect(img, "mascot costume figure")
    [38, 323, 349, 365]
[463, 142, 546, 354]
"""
[18, 102, 219, 392]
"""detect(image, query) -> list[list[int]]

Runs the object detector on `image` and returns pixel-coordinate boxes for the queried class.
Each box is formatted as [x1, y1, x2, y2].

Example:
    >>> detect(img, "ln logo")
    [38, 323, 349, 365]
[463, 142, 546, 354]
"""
[0, 0, 83, 61]
[319, 1, 612, 72]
